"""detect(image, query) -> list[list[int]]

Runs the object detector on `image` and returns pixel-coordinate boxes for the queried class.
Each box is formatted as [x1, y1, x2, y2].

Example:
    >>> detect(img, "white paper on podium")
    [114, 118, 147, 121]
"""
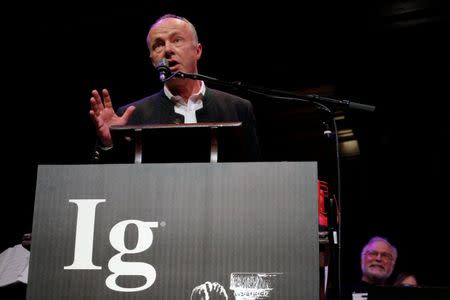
[352, 292, 368, 300]
[0, 244, 29, 286]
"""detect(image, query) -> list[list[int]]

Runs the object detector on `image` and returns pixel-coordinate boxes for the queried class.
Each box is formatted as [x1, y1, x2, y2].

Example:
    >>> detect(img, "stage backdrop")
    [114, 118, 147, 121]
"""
[27, 162, 318, 299]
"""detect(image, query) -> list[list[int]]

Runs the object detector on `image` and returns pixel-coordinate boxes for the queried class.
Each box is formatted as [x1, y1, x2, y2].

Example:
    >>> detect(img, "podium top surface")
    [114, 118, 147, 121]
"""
[109, 121, 246, 163]
[110, 121, 242, 131]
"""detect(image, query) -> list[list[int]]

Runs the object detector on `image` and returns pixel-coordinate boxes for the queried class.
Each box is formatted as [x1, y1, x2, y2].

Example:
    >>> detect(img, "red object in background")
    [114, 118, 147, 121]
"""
[318, 180, 340, 228]
[318, 180, 329, 227]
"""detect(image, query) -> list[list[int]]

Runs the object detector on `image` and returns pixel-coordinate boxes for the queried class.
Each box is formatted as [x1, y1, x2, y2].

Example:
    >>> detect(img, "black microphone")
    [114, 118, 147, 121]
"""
[155, 58, 171, 82]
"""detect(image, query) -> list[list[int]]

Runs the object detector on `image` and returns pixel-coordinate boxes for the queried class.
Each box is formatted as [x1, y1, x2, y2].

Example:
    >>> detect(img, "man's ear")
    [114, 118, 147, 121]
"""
[196, 43, 203, 60]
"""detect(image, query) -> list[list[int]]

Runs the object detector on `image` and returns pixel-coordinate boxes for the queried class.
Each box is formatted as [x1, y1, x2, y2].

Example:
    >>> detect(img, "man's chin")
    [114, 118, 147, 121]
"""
[368, 270, 388, 281]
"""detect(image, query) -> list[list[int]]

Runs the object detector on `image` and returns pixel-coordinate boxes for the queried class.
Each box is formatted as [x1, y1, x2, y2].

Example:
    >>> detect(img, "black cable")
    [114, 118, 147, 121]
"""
[331, 116, 342, 300]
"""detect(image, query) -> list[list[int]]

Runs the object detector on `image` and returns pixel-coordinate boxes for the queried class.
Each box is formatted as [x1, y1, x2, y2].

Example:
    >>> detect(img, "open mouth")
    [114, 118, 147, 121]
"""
[168, 60, 178, 67]
[369, 264, 385, 271]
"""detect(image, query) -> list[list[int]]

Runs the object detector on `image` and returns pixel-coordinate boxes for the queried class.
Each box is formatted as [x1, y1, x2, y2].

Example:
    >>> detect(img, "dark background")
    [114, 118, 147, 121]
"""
[3, 0, 449, 291]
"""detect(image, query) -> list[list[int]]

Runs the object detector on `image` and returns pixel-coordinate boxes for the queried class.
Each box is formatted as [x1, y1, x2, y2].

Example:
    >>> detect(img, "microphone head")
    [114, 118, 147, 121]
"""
[155, 58, 171, 82]
[155, 58, 169, 69]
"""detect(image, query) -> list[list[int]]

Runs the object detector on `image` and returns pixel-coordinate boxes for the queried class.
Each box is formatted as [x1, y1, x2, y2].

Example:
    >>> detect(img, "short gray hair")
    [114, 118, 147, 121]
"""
[149, 14, 198, 44]
[361, 236, 398, 261]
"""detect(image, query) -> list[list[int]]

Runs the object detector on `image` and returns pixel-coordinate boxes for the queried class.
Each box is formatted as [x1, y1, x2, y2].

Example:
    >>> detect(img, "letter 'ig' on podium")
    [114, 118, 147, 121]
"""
[109, 122, 244, 164]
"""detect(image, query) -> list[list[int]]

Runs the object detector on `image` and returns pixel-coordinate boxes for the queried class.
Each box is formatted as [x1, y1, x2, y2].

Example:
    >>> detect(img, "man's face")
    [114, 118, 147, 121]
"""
[361, 241, 396, 283]
[148, 18, 202, 75]
[399, 275, 418, 287]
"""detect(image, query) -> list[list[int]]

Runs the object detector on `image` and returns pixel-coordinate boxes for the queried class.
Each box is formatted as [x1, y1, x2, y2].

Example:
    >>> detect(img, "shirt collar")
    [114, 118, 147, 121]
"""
[164, 81, 206, 106]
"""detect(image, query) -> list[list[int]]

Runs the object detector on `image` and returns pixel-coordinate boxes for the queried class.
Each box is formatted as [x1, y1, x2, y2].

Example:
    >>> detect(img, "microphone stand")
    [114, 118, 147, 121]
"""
[171, 70, 375, 300]
[173, 71, 376, 112]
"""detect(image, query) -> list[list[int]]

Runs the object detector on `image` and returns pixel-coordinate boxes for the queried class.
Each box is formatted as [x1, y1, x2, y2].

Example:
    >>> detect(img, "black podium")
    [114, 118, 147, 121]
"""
[27, 121, 320, 299]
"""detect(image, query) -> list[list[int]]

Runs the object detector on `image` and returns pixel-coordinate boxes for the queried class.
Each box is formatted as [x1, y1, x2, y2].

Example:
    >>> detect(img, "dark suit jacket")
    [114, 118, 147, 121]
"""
[94, 87, 261, 162]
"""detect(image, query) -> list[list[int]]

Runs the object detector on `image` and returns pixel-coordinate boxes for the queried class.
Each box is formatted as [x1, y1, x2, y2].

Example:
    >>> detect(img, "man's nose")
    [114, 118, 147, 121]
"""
[374, 253, 383, 260]
[164, 42, 175, 56]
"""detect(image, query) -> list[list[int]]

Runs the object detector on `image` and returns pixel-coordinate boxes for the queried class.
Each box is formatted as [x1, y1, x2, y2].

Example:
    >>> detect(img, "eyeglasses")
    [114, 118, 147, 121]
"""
[364, 250, 394, 261]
